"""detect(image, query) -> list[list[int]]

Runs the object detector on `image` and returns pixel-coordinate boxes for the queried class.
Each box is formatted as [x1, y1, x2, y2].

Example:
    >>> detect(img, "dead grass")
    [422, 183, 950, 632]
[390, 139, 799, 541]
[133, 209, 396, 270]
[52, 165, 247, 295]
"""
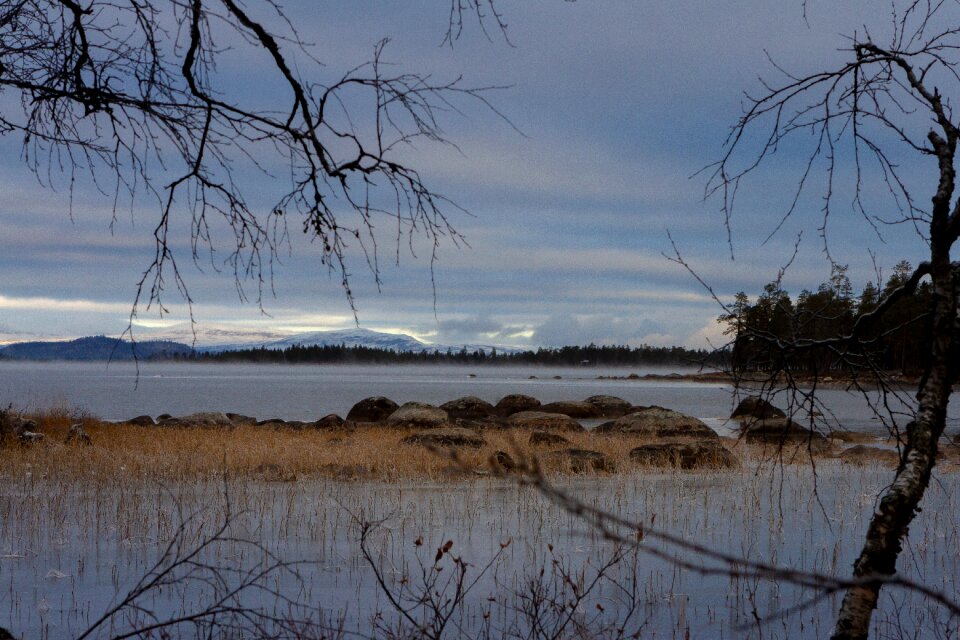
[4, 408, 953, 483]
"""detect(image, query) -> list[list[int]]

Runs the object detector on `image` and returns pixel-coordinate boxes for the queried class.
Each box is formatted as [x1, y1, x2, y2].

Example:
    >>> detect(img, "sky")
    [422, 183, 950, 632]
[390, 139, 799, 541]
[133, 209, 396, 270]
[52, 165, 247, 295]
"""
[0, 1, 942, 349]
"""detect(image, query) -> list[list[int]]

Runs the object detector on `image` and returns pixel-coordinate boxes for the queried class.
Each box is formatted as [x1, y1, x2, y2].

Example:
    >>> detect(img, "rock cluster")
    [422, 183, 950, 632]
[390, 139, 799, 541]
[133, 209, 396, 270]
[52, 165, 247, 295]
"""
[31, 390, 887, 475]
[730, 395, 787, 421]
[594, 406, 719, 440]
[742, 418, 830, 453]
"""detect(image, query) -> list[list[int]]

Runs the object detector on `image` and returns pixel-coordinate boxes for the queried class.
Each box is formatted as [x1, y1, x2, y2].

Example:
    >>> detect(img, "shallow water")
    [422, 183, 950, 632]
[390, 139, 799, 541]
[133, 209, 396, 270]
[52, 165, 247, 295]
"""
[1, 361, 956, 435]
[1, 465, 958, 638]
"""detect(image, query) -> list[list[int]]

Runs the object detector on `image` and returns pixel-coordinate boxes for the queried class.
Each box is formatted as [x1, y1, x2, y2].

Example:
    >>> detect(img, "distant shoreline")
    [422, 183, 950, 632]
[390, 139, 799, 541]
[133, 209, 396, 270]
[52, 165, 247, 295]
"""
[617, 370, 931, 390]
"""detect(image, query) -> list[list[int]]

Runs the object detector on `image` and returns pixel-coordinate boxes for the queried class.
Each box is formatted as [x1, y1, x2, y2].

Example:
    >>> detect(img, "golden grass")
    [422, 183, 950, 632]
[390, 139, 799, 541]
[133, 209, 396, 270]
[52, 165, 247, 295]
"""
[4, 408, 955, 483]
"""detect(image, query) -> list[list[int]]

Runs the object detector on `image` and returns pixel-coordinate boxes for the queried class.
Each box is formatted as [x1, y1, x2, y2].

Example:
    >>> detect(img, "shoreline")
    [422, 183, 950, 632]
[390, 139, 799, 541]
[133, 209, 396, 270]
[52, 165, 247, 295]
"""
[606, 370, 930, 390]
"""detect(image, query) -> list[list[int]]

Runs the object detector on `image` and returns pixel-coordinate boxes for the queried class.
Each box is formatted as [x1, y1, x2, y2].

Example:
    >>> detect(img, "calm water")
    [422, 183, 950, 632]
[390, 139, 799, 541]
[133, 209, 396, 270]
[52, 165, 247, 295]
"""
[0, 360, 956, 434]
[2, 468, 959, 639]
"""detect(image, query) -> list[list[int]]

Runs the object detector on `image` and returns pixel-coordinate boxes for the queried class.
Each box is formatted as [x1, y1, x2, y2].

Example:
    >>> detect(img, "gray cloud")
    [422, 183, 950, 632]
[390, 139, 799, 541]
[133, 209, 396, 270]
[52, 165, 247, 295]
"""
[0, 2, 936, 348]
[532, 315, 668, 349]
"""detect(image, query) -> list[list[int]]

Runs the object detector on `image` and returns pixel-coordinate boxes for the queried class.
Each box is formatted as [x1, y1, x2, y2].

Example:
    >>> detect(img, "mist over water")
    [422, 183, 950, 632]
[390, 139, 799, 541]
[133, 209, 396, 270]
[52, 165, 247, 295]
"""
[0, 361, 957, 434]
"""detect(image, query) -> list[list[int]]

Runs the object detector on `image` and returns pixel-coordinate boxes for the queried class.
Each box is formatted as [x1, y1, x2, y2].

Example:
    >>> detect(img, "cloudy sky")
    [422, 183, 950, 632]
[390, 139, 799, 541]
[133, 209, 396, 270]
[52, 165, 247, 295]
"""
[0, 2, 939, 349]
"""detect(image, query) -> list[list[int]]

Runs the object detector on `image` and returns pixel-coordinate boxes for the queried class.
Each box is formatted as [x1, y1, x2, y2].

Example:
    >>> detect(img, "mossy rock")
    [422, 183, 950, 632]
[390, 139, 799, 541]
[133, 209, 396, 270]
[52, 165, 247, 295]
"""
[507, 411, 584, 432]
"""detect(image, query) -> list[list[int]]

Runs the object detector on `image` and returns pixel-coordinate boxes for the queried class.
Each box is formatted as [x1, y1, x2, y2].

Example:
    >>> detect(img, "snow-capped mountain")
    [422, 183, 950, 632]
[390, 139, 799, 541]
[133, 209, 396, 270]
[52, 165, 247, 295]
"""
[0, 328, 520, 360]
[198, 328, 428, 353]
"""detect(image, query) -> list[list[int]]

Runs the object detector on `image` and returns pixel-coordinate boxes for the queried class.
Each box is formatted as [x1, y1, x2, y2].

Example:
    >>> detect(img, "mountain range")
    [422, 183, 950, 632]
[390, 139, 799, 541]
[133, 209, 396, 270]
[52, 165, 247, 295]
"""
[0, 336, 194, 361]
[0, 329, 516, 361]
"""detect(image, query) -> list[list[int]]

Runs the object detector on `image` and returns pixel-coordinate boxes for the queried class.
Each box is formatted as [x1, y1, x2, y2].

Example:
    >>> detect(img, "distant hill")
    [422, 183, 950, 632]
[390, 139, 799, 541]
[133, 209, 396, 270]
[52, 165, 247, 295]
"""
[0, 329, 516, 362]
[0, 336, 194, 361]
[198, 328, 515, 355]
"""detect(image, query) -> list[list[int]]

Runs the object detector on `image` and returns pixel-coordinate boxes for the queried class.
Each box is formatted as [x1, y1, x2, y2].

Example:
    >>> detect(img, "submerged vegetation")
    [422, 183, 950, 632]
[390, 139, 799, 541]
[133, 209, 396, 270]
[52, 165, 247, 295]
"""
[1, 406, 959, 638]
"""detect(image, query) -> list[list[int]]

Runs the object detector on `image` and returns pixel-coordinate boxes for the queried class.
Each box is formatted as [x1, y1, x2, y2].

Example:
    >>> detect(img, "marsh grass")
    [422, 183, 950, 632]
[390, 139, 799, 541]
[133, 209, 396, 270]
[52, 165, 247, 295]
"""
[4, 408, 929, 484]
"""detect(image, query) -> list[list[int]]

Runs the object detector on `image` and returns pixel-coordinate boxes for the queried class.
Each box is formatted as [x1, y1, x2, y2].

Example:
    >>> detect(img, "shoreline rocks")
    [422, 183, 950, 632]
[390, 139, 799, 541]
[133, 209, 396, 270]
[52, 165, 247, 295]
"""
[494, 394, 541, 416]
[594, 407, 719, 440]
[584, 395, 632, 418]
[507, 411, 585, 432]
[839, 445, 900, 467]
[742, 418, 831, 453]
[539, 400, 599, 419]
[346, 396, 399, 423]
[386, 402, 448, 429]
[731, 396, 786, 421]
[402, 427, 486, 448]
[441, 396, 495, 420]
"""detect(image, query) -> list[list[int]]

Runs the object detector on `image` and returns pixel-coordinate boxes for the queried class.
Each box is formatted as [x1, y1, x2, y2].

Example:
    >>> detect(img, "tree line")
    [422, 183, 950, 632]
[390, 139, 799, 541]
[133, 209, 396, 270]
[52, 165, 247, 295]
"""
[720, 261, 932, 376]
[185, 342, 724, 367]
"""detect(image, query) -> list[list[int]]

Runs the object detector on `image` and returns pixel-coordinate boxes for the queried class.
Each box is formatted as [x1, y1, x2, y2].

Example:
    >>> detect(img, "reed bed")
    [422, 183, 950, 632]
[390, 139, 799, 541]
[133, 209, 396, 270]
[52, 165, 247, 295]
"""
[7, 409, 948, 485]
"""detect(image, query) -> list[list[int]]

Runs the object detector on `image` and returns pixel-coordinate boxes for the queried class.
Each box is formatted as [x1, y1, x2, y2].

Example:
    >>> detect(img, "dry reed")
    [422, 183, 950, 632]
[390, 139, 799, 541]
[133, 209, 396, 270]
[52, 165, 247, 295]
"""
[4, 408, 951, 484]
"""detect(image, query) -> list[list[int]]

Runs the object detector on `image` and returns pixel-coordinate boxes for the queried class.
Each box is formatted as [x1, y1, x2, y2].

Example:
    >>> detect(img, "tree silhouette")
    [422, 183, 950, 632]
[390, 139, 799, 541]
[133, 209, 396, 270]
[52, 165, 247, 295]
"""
[0, 0, 507, 327]
[706, 3, 960, 637]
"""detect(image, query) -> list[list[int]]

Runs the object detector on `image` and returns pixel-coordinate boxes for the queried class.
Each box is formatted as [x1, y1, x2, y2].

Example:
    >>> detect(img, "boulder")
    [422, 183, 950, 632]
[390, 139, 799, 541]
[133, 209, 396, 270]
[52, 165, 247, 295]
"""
[346, 396, 399, 423]
[226, 413, 257, 425]
[402, 427, 486, 448]
[155, 416, 187, 427]
[441, 396, 495, 419]
[490, 450, 516, 472]
[529, 430, 570, 446]
[18, 431, 44, 445]
[593, 420, 617, 432]
[177, 412, 233, 427]
[539, 400, 601, 419]
[494, 394, 541, 416]
[595, 407, 718, 440]
[507, 411, 585, 432]
[731, 396, 786, 421]
[313, 413, 346, 429]
[839, 445, 900, 467]
[743, 418, 830, 452]
[65, 423, 92, 446]
[452, 416, 509, 430]
[584, 395, 633, 418]
[124, 414, 156, 426]
[546, 448, 614, 473]
[386, 402, 449, 429]
[629, 441, 738, 469]
[830, 429, 875, 444]
[258, 419, 311, 430]
[14, 418, 37, 434]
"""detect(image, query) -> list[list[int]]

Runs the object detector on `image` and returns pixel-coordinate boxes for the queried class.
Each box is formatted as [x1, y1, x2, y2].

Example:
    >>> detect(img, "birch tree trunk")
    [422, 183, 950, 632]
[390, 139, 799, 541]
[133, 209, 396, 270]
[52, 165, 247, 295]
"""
[831, 128, 959, 640]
